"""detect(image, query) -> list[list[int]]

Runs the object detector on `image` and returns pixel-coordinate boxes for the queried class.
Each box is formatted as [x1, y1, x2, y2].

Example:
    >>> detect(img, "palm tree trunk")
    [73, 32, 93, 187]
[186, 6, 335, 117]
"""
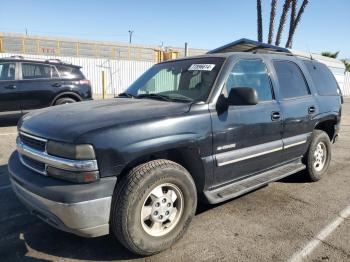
[275, 0, 292, 46]
[287, 0, 297, 47]
[257, 0, 263, 42]
[286, 0, 309, 48]
[268, 0, 277, 44]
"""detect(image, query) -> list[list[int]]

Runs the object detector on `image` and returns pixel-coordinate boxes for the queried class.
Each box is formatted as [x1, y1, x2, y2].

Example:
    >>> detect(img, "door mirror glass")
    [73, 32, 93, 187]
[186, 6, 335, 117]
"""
[228, 87, 258, 106]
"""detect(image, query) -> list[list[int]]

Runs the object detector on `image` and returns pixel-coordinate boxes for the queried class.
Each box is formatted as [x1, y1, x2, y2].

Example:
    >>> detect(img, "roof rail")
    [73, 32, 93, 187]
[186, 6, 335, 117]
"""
[252, 50, 293, 56]
[253, 49, 314, 60]
[45, 58, 63, 63]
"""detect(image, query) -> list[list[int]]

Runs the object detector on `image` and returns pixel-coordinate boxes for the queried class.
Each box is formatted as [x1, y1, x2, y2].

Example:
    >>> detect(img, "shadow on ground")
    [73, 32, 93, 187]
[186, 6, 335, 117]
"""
[21, 226, 138, 261]
[2, 169, 309, 261]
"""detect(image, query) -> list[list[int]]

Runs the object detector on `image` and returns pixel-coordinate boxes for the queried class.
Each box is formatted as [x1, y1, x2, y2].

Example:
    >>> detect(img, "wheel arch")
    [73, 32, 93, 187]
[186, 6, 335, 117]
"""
[51, 92, 83, 105]
[313, 115, 338, 141]
[117, 147, 207, 196]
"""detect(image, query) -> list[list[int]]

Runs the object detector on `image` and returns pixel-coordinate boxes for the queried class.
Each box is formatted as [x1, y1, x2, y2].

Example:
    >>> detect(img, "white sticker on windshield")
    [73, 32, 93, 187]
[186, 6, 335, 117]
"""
[188, 64, 215, 71]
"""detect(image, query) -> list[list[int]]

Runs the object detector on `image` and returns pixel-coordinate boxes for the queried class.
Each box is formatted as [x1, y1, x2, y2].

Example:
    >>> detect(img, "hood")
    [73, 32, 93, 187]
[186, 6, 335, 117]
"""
[19, 98, 191, 142]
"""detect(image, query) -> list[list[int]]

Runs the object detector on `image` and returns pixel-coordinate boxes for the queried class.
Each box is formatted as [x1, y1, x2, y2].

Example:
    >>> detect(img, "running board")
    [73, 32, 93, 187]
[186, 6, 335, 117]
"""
[204, 160, 306, 204]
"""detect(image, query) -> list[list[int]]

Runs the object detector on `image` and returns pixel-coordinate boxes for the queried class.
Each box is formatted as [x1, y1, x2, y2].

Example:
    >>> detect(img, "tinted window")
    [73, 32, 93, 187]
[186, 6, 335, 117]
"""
[303, 61, 339, 96]
[22, 63, 58, 79]
[273, 60, 309, 99]
[0, 63, 15, 80]
[56, 65, 84, 79]
[226, 59, 273, 102]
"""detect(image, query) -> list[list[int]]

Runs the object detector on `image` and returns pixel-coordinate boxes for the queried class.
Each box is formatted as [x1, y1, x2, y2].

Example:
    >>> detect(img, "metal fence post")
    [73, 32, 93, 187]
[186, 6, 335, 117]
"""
[102, 71, 107, 99]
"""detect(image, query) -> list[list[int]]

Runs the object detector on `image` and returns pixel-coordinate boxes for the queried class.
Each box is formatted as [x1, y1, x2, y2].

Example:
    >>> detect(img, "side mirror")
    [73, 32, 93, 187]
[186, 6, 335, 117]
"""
[228, 87, 258, 106]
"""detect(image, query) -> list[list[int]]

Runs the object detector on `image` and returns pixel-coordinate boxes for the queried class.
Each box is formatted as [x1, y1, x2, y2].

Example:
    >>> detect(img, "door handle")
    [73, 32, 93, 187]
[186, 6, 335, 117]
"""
[4, 84, 16, 89]
[308, 106, 316, 114]
[271, 111, 281, 121]
[52, 82, 61, 87]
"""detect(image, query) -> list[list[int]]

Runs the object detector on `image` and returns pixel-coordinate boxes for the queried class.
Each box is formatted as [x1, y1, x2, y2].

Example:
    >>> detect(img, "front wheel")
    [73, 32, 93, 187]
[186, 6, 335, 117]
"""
[304, 130, 332, 181]
[111, 160, 197, 256]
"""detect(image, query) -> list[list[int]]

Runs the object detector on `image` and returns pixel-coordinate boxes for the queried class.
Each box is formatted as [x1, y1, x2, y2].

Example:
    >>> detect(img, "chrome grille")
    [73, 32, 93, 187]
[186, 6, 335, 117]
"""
[18, 132, 48, 175]
[19, 132, 46, 151]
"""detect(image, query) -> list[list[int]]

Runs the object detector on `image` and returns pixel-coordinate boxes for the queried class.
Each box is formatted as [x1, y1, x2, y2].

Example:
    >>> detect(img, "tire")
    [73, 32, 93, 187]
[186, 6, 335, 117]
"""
[54, 97, 77, 105]
[304, 130, 332, 182]
[111, 160, 197, 256]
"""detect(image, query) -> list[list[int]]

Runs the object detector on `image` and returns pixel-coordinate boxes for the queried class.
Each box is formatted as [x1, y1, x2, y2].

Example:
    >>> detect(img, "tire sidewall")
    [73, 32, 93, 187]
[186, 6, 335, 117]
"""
[307, 131, 332, 181]
[55, 97, 76, 105]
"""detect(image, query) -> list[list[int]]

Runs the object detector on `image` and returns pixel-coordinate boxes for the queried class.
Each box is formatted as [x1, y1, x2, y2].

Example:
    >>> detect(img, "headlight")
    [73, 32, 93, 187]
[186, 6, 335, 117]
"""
[46, 141, 96, 160]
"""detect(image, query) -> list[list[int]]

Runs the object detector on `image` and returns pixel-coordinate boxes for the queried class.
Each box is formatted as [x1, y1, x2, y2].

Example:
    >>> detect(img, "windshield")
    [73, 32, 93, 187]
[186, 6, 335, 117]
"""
[124, 57, 225, 102]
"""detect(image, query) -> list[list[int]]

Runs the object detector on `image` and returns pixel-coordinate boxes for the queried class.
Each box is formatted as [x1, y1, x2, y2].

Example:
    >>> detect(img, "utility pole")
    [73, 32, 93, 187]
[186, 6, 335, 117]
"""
[184, 42, 188, 57]
[128, 30, 134, 44]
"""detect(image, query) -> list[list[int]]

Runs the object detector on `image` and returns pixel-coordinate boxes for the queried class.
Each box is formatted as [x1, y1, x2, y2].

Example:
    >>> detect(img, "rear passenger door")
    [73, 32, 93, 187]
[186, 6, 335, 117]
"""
[18, 62, 61, 112]
[272, 60, 316, 162]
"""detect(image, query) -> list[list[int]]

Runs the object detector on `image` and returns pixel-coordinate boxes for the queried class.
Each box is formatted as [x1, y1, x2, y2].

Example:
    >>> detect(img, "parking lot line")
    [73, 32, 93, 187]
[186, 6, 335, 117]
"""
[289, 205, 350, 262]
[0, 133, 17, 136]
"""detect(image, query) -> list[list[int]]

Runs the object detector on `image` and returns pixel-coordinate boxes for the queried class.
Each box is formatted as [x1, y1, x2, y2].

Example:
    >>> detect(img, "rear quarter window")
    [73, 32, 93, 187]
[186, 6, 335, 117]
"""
[303, 60, 340, 96]
[273, 60, 310, 99]
[56, 65, 85, 79]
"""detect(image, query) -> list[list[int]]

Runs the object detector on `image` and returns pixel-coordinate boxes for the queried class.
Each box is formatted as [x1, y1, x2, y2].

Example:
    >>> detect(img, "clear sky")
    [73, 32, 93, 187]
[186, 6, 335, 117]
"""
[0, 0, 349, 58]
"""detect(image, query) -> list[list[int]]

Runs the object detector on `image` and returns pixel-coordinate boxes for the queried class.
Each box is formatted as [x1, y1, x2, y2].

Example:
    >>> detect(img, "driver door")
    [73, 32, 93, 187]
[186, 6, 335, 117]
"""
[210, 58, 283, 187]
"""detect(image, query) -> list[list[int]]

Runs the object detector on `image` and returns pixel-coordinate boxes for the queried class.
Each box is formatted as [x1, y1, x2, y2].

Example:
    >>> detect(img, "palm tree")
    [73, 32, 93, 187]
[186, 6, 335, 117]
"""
[275, 0, 292, 46]
[321, 51, 339, 59]
[341, 60, 350, 72]
[322, 52, 350, 72]
[285, 0, 309, 48]
[268, 0, 277, 44]
[257, 0, 263, 42]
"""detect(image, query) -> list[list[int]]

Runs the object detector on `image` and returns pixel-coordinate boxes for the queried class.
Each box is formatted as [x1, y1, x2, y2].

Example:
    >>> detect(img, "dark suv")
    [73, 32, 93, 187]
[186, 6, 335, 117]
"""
[0, 56, 92, 118]
[8, 52, 342, 255]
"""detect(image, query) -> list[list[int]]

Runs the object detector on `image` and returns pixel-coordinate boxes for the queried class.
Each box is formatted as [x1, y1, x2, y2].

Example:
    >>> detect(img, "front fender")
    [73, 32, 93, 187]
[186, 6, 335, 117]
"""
[76, 108, 212, 178]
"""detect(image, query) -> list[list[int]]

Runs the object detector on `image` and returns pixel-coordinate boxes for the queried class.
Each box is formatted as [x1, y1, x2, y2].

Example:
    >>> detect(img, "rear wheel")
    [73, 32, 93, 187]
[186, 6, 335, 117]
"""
[54, 97, 77, 105]
[304, 130, 332, 181]
[111, 160, 197, 256]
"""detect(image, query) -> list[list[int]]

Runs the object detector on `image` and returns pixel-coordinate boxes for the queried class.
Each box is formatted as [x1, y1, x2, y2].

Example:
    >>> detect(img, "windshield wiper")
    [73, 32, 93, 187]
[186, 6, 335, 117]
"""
[117, 92, 136, 98]
[136, 93, 173, 101]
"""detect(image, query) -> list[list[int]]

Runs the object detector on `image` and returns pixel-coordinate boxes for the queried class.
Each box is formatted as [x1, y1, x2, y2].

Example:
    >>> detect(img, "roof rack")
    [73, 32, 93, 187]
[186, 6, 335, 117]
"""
[251, 50, 293, 56]
[251, 49, 314, 59]
[208, 38, 315, 60]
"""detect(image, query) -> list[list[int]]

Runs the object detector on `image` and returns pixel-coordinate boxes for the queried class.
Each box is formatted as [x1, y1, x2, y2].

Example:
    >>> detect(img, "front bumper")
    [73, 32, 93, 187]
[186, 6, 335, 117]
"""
[8, 152, 117, 238]
[11, 179, 111, 237]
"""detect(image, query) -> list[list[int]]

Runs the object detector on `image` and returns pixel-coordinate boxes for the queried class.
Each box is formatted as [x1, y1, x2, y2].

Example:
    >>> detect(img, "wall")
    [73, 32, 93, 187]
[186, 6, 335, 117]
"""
[0, 52, 154, 96]
[344, 72, 350, 96]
